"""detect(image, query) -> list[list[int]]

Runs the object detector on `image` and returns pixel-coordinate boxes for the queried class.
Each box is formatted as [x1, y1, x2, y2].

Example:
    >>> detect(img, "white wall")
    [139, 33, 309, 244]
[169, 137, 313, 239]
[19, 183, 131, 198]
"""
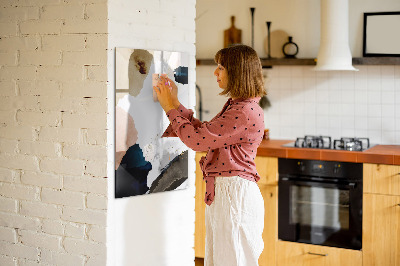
[107, 1, 197, 266]
[196, 0, 400, 145]
[196, 0, 400, 58]
[0, 1, 108, 265]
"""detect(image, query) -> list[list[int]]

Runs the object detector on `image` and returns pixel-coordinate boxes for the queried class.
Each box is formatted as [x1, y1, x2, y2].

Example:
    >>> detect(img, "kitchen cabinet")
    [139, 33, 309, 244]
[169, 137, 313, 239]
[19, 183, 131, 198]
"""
[195, 155, 400, 265]
[194, 154, 279, 265]
[363, 163, 400, 196]
[363, 193, 400, 266]
[363, 163, 400, 266]
[256, 157, 278, 266]
[255, 156, 278, 186]
[195, 152, 207, 258]
[276, 241, 362, 266]
[258, 184, 278, 266]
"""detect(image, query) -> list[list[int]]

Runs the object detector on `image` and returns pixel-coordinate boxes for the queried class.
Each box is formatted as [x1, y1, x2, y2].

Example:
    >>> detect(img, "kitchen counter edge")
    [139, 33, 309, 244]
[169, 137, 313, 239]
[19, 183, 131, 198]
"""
[256, 139, 400, 165]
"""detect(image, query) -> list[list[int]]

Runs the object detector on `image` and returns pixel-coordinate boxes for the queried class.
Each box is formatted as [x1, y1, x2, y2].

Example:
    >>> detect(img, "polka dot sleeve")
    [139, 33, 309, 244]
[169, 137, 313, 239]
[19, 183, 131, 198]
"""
[166, 106, 249, 152]
[161, 103, 202, 138]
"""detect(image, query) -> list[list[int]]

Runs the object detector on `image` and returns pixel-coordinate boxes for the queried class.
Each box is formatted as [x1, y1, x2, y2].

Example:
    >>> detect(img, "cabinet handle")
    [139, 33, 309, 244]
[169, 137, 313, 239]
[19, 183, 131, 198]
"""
[307, 252, 328, 256]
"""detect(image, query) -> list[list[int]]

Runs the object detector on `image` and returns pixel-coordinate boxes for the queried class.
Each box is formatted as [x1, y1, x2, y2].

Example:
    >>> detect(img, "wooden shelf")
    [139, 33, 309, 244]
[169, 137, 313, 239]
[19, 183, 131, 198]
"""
[195, 58, 316, 67]
[260, 58, 316, 67]
[196, 57, 400, 67]
[352, 57, 400, 65]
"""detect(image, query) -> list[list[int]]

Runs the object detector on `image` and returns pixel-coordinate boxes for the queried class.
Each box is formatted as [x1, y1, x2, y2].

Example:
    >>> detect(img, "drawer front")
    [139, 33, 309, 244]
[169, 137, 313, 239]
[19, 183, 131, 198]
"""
[277, 241, 362, 266]
[364, 164, 400, 196]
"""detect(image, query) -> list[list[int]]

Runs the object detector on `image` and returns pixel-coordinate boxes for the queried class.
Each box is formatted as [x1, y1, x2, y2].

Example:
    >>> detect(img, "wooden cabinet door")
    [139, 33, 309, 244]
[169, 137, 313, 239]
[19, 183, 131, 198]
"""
[363, 193, 400, 266]
[364, 164, 400, 196]
[255, 156, 278, 186]
[276, 241, 362, 266]
[259, 185, 278, 266]
[195, 152, 207, 258]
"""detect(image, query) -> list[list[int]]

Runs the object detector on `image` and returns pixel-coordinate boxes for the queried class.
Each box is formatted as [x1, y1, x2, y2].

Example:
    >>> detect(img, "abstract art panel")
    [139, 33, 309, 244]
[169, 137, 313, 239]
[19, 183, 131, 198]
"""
[115, 48, 190, 198]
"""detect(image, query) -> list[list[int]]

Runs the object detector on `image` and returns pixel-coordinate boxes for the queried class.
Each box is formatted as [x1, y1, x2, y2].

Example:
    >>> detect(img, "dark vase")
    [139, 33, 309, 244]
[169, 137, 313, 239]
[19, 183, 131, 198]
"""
[282, 36, 299, 58]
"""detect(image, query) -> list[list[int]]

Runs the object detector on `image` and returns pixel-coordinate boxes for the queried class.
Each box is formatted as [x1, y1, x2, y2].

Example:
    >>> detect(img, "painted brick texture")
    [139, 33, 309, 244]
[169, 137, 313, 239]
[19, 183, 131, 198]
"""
[0, 0, 108, 265]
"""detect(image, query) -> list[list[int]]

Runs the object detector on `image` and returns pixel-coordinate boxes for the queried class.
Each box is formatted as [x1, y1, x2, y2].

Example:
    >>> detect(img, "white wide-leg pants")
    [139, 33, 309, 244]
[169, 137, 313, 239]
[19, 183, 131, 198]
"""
[205, 176, 264, 266]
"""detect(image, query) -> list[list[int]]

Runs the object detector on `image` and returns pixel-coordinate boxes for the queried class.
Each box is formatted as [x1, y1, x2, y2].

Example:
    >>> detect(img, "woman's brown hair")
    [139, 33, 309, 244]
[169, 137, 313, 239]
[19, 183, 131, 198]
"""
[214, 44, 266, 99]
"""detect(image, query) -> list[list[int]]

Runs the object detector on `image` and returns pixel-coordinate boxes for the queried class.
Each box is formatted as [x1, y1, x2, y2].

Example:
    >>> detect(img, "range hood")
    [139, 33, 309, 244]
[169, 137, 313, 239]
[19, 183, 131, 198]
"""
[314, 0, 358, 71]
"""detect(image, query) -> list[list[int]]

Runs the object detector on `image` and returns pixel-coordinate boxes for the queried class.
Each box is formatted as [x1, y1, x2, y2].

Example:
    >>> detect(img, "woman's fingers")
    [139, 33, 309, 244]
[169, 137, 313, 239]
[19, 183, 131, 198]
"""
[153, 84, 169, 97]
[165, 77, 176, 87]
[158, 77, 169, 89]
[153, 86, 160, 96]
[157, 77, 171, 93]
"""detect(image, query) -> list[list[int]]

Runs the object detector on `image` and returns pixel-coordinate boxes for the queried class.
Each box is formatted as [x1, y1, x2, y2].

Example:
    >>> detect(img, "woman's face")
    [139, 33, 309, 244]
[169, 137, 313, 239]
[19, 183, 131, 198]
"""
[214, 64, 228, 90]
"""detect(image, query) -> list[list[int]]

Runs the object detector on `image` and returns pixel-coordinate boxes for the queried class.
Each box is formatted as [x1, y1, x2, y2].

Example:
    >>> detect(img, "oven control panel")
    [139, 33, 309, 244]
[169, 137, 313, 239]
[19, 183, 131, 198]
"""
[280, 158, 362, 180]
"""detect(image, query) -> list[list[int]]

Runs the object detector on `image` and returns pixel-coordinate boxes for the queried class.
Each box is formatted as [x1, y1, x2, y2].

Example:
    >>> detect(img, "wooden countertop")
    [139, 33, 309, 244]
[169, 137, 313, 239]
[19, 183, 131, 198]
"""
[257, 139, 400, 165]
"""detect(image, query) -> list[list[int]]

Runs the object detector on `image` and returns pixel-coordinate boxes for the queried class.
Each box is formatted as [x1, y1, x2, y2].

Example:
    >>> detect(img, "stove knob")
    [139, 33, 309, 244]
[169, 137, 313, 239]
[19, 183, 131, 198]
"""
[298, 161, 305, 171]
[334, 164, 341, 174]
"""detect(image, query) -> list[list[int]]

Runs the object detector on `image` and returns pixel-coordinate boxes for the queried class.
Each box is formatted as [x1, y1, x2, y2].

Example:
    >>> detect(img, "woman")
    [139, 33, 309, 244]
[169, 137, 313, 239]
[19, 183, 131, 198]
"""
[154, 44, 266, 266]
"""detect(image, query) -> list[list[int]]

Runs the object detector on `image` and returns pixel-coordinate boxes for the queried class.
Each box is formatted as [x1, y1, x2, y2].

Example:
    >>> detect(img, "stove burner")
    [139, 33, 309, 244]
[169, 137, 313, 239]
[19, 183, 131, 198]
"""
[333, 137, 370, 151]
[295, 135, 332, 149]
[287, 136, 372, 151]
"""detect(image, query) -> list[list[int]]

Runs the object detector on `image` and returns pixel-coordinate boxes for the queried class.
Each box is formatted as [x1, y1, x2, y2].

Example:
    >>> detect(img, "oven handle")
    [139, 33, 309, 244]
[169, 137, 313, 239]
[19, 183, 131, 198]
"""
[280, 177, 357, 189]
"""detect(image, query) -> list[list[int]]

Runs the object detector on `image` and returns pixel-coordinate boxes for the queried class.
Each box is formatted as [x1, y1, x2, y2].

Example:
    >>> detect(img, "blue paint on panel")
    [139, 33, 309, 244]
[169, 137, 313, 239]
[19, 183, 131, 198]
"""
[115, 144, 152, 198]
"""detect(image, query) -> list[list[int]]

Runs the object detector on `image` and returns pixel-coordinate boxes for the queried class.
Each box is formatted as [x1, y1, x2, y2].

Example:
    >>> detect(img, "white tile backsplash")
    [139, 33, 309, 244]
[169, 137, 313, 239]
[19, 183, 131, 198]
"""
[381, 66, 395, 77]
[382, 90, 395, 104]
[382, 78, 395, 91]
[382, 105, 395, 118]
[367, 91, 381, 105]
[355, 117, 368, 130]
[382, 117, 396, 131]
[196, 65, 400, 144]
[367, 105, 382, 118]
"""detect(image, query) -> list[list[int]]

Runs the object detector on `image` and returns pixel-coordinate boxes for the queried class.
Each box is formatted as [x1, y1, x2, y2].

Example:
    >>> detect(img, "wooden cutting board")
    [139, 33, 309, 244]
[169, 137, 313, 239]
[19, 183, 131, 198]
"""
[224, 16, 242, 48]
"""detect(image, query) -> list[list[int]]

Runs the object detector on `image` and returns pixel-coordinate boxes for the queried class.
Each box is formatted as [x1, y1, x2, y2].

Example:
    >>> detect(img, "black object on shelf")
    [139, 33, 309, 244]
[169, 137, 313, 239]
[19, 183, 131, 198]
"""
[266, 21, 272, 58]
[250, 7, 255, 48]
[282, 36, 299, 58]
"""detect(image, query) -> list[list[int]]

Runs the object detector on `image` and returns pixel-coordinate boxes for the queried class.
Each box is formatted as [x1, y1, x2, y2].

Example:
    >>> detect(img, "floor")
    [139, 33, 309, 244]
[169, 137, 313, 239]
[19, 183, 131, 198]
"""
[195, 257, 204, 266]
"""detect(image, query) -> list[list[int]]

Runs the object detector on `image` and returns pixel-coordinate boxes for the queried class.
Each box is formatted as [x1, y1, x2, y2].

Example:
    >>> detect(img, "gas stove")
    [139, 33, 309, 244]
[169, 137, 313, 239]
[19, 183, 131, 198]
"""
[283, 135, 373, 151]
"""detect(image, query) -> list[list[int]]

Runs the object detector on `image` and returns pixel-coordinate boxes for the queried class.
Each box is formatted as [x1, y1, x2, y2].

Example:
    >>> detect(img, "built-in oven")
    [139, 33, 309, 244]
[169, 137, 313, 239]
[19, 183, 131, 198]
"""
[278, 158, 363, 250]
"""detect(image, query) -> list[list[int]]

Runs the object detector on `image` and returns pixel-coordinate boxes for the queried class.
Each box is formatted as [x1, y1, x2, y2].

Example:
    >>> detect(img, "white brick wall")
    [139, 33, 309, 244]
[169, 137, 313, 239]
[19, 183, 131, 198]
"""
[0, 0, 108, 265]
[2, 0, 198, 264]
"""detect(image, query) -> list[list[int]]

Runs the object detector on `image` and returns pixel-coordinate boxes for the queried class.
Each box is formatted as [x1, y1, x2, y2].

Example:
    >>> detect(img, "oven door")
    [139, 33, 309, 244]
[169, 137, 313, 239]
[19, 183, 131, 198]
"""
[278, 176, 362, 250]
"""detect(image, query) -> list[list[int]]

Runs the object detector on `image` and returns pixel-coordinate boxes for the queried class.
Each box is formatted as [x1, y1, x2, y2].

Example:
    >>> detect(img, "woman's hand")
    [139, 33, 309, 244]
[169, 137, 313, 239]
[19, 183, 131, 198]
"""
[153, 76, 175, 113]
[163, 76, 180, 109]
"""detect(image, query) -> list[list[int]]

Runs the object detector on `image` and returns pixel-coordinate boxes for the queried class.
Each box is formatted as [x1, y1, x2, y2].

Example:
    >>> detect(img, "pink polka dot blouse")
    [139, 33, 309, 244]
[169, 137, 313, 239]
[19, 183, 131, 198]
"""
[162, 97, 265, 205]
